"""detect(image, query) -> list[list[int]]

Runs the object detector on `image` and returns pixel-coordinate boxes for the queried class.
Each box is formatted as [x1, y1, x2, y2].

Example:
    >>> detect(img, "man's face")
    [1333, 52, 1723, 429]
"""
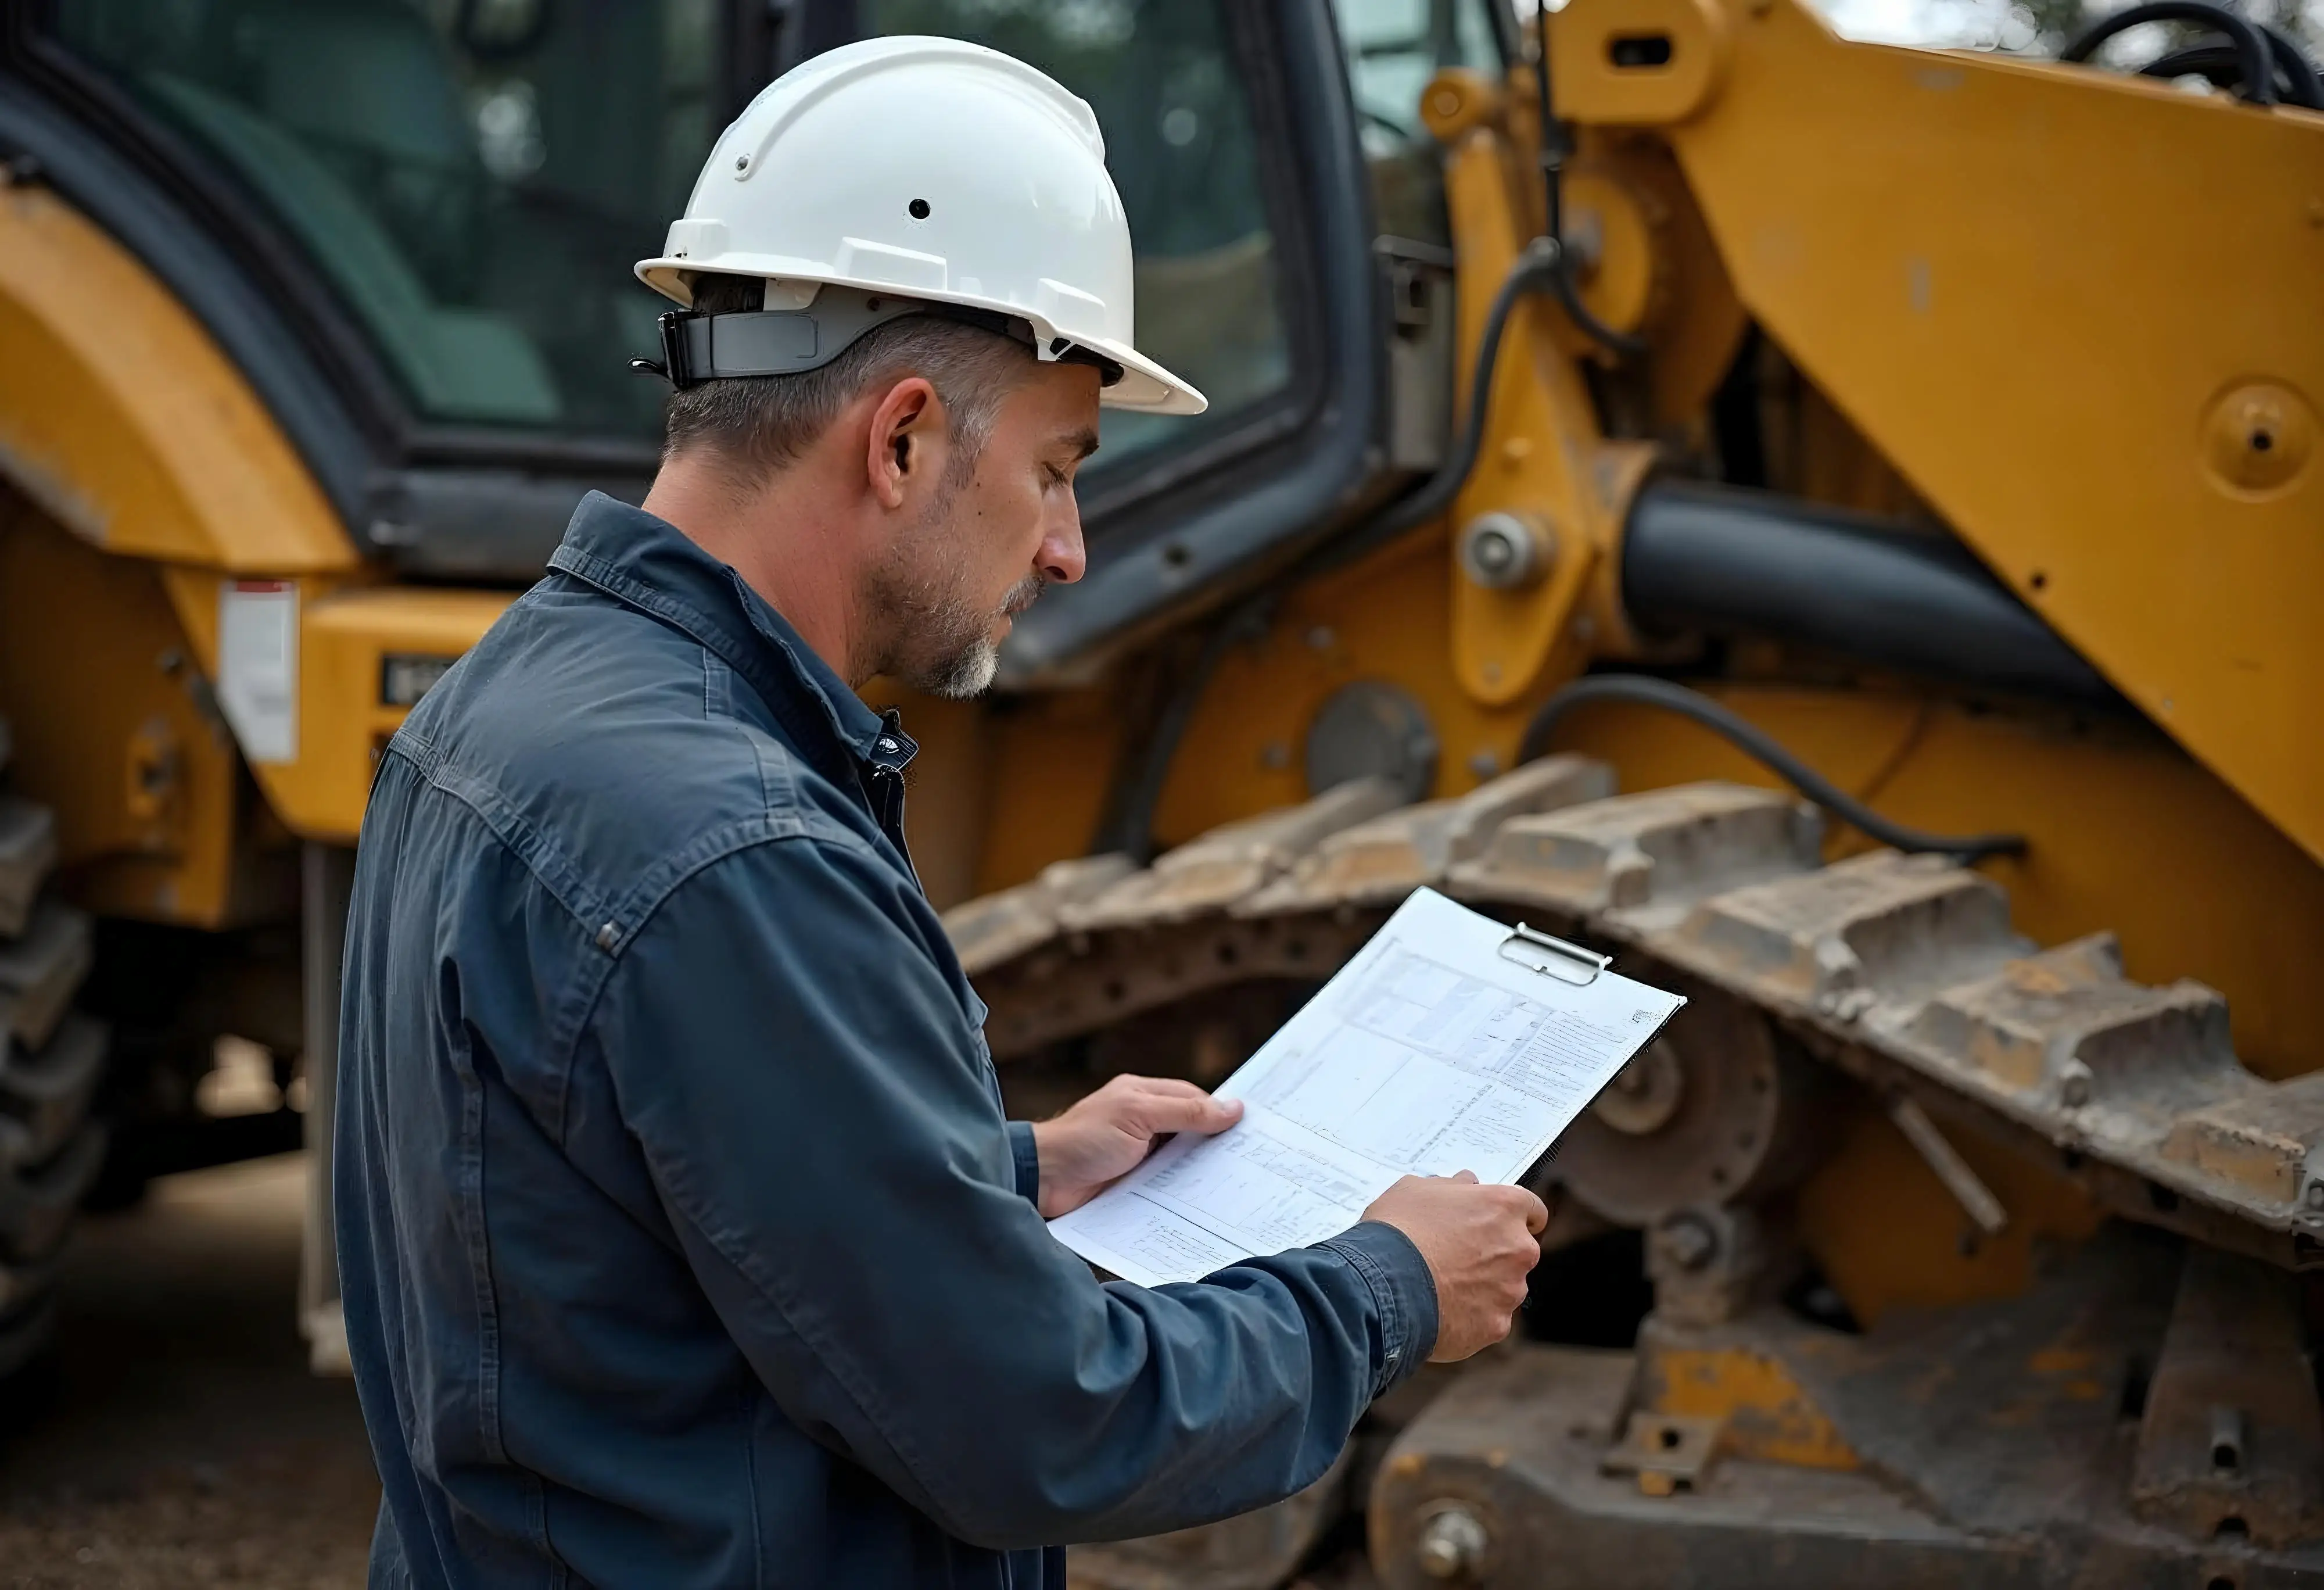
[869, 361, 1099, 697]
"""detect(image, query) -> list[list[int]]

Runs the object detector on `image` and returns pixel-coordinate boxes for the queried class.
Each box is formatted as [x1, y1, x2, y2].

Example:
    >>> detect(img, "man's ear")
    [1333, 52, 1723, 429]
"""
[866, 377, 940, 511]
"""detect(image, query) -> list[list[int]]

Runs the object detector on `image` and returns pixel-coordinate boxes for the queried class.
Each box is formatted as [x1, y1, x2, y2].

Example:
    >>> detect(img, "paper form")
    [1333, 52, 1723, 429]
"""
[1047, 887, 1687, 1288]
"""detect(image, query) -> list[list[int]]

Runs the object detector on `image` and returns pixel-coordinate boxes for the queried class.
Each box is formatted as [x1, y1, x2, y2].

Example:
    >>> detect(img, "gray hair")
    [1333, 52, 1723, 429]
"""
[660, 273, 1035, 483]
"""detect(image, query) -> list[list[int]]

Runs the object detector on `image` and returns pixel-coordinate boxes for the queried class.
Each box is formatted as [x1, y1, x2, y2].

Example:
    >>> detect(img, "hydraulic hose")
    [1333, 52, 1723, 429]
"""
[2138, 27, 2324, 109]
[2061, 2, 2278, 105]
[1518, 675, 2029, 863]
[1531, 2, 1647, 359]
[1339, 240, 1566, 555]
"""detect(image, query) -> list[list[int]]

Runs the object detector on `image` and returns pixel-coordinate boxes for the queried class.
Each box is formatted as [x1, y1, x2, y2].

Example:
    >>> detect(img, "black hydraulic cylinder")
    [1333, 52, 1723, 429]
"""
[1621, 481, 2118, 706]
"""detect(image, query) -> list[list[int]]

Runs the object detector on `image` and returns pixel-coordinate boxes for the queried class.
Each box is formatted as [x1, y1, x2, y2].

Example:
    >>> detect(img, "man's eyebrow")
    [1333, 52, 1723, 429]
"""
[1063, 427, 1101, 461]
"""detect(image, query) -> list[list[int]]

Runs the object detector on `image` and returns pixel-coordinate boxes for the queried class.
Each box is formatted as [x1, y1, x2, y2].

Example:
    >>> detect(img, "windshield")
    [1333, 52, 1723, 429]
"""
[58, 0, 720, 440]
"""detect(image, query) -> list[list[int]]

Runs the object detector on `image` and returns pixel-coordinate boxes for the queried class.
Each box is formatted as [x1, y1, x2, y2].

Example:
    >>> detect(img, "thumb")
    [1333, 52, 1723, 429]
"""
[1135, 1090, 1243, 1138]
[1447, 1169, 1480, 1185]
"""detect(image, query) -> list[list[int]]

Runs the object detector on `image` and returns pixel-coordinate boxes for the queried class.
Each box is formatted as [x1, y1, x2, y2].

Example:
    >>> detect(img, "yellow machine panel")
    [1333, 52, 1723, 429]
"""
[0, 178, 353, 575]
[1556, 0, 2324, 862]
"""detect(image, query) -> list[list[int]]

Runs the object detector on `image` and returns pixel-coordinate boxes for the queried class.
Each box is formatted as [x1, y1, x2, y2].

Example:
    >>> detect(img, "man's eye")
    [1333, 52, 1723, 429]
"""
[1045, 463, 1070, 488]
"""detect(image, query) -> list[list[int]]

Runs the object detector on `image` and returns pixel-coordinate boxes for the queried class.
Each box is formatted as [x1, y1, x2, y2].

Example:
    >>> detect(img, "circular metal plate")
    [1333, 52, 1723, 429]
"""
[1554, 984, 1814, 1226]
[1305, 681, 1439, 804]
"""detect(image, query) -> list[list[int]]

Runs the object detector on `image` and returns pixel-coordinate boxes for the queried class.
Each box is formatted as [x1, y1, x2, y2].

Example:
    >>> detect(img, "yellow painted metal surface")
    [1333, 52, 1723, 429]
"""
[968, 675, 1129, 897]
[0, 180, 353, 575]
[1421, 74, 1659, 702]
[162, 573, 511, 844]
[1554, 0, 2324, 863]
[0, 493, 254, 927]
[1794, 1092, 2106, 1327]
[1641, 1340, 1860, 1469]
[1152, 529, 1538, 848]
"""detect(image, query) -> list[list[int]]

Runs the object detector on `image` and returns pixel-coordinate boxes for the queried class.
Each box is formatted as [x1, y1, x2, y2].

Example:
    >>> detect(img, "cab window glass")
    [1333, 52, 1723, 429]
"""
[859, 0, 1292, 466]
[1332, 0, 1502, 243]
[58, 0, 719, 438]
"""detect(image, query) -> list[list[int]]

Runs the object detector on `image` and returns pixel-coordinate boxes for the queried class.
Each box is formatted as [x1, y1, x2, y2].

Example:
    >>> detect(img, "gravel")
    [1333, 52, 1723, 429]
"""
[0, 1156, 379, 1588]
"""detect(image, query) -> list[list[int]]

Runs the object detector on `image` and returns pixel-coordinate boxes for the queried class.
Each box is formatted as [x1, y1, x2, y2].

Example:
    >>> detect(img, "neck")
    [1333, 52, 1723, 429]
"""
[641, 452, 871, 687]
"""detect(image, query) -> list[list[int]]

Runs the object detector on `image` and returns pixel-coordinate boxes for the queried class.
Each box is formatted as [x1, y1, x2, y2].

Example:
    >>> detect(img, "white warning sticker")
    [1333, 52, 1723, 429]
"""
[217, 581, 298, 764]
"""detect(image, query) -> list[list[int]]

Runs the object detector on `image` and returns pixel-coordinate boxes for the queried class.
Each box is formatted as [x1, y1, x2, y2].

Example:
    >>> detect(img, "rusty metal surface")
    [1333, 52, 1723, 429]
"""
[1642, 1204, 1799, 1330]
[1243, 755, 1614, 914]
[1370, 1347, 2029, 1589]
[1370, 1235, 2324, 1586]
[1446, 780, 1820, 928]
[975, 911, 1380, 1062]
[1552, 984, 1828, 1227]
[944, 853, 1135, 979]
[1063, 778, 1405, 933]
[2131, 1245, 2324, 1548]
[1069, 1454, 1351, 1590]
[949, 772, 2324, 1266]
[1600, 1410, 1724, 1496]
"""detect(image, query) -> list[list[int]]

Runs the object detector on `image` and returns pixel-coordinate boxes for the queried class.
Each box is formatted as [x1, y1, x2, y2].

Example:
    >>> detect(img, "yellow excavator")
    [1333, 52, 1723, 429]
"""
[1, 0, 2319, 1582]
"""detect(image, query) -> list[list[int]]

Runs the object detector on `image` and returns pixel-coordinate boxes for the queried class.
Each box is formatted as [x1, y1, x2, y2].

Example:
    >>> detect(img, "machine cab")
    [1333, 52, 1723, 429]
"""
[5, 0, 1505, 682]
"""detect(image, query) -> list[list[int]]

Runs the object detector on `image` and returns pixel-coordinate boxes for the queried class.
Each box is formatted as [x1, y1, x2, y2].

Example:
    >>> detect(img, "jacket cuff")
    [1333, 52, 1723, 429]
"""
[1006, 1120, 1042, 1205]
[1316, 1220, 1439, 1396]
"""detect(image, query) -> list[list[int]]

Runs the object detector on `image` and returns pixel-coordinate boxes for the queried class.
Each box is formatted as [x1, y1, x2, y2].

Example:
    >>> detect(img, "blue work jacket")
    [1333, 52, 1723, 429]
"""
[333, 492, 1437, 1589]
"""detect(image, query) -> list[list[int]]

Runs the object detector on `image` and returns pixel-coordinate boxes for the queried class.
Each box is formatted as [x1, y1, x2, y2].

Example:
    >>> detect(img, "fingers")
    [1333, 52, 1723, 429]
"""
[1509, 1185, 1551, 1234]
[1124, 1085, 1243, 1138]
[1448, 1169, 1480, 1186]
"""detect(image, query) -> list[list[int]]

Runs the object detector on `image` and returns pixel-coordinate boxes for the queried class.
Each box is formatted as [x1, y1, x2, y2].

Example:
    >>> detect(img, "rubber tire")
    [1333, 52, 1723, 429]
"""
[0, 757, 103, 1382]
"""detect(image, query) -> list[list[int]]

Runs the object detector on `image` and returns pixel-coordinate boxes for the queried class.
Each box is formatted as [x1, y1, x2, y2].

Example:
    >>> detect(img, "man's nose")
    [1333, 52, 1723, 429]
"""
[1039, 495, 1087, 585]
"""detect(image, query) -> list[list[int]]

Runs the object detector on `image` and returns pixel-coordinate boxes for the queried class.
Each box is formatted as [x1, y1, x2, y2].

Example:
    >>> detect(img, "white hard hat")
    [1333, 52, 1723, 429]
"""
[635, 35, 1206, 416]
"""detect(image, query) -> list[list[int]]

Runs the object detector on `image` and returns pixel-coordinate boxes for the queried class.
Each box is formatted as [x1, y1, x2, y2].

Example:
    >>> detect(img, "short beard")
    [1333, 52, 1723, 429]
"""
[863, 458, 1047, 700]
[919, 570, 1045, 699]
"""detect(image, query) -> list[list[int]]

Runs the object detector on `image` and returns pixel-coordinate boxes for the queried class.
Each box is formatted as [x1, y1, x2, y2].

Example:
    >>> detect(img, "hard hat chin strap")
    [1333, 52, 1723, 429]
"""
[629, 284, 1121, 391]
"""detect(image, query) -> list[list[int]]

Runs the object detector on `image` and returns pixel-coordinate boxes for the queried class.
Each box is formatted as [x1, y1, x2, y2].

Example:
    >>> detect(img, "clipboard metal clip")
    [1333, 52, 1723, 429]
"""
[1497, 922, 1609, 986]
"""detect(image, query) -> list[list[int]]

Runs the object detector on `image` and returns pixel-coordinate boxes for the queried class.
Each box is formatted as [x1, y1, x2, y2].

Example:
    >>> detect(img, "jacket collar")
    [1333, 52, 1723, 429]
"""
[547, 492, 916, 773]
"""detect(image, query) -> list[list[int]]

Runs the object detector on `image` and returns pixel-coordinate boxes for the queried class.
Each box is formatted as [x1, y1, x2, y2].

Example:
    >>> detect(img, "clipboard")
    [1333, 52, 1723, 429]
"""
[1496, 922, 1611, 986]
[1046, 888, 1687, 1288]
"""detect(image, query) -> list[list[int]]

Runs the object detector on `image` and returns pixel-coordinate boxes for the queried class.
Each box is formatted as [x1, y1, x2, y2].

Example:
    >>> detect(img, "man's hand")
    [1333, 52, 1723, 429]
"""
[1032, 1075, 1244, 1219]
[1361, 1173, 1547, 1362]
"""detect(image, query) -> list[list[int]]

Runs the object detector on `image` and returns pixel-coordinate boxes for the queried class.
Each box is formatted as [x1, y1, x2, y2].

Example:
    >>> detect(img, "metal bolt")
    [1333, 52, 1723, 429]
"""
[1457, 511, 1555, 590]
[1658, 1212, 1717, 1272]
[1414, 1505, 1491, 1581]
[2059, 1061, 2093, 1109]
[735, 154, 749, 170]
[2210, 1405, 2245, 1472]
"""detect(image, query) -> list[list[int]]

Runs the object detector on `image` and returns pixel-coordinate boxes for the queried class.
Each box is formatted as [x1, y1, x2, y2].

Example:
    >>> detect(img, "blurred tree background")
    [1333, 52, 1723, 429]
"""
[1796, 0, 2320, 65]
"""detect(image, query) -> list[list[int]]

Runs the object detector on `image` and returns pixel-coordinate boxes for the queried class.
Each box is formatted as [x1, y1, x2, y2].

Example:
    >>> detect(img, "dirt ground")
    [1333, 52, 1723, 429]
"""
[0, 1155, 379, 1589]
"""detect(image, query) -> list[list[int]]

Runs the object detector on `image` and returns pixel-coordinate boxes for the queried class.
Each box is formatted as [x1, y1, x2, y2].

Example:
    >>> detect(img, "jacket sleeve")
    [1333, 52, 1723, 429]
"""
[589, 832, 1437, 1550]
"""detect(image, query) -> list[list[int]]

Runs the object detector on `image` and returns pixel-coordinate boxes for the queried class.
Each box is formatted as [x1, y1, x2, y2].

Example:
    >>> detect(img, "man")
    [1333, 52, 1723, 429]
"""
[336, 36, 1545, 1589]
